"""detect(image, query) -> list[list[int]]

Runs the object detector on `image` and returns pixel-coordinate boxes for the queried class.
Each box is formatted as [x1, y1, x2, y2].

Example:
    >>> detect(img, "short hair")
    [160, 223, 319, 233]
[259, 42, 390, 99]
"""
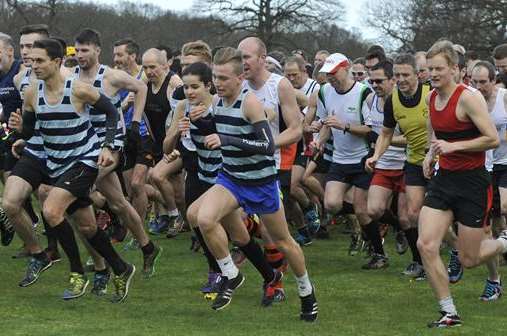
[20, 24, 49, 37]
[0, 33, 14, 49]
[247, 37, 267, 56]
[181, 62, 212, 86]
[155, 44, 173, 60]
[370, 60, 394, 79]
[353, 57, 365, 65]
[143, 48, 166, 64]
[51, 36, 67, 52]
[414, 51, 426, 60]
[284, 55, 306, 71]
[466, 50, 479, 61]
[427, 40, 459, 66]
[366, 45, 386, 62]
[213, 47, 243, 75]
[393, 53, 417, 71]
[316, 50, 330, 57]
[75, 28, 101, 47]
[493, 44, 507, 60]
[114, 38, 140, 56]
[473, 61, 497, 82]
[181, 40, 212, 64]
[33, 38, 63, 60]
[268, 50, 286, 65]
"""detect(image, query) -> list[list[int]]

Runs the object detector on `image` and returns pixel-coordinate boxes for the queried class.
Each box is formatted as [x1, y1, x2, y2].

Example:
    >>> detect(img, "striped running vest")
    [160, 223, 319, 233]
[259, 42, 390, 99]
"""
[73, 65, 125, 148]
[186, 102, 221, 184]
[213, 88, 277, 185]
[36, 78, 101, 178]
[20, 69, 46, 160]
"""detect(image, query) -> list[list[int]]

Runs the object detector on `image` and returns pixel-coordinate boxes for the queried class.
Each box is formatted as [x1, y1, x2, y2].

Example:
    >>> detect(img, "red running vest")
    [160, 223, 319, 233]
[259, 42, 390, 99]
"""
[429, 84, 484, 171]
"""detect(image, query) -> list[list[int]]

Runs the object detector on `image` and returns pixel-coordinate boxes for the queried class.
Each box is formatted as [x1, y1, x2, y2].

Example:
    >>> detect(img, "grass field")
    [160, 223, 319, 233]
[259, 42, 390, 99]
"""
[1, 223, 506, 336]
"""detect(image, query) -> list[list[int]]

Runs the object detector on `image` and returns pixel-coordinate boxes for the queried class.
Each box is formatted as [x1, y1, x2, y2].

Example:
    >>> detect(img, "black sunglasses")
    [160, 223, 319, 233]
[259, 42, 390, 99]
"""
[368, 78, 388, 84]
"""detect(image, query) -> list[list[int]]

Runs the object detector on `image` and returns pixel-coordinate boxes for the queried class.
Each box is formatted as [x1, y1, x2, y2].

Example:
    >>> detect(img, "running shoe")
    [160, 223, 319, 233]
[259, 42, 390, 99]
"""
[19, 255, 53, 287]
[91, 270, 110, 296]
[165, 215, 180, 238]
[211, 272, 245, 311]
[261, 270, 283, 307]
[427, 311, 462, 328]
[295, 232, 312, 246]
[44, 248, 62, 263]
[300, 287, 318, 322]
[0, 207, 15, 246]
[62, 272, 89, 300]
[402, 261, 424, 277]
[149, 215, 170, 235]
[348, 233, 362, 256]
[142, 244, 162, 278]
[201, 272, 222, 294]
[480, 279, 502, 301]
[305, 206, 321, 235]
[448, 249, 463, 284]
[111, 264, 136, 303]
[395, 231, 408, 255]
[123, 237, 140, 251]
[362, 253, 389, 270]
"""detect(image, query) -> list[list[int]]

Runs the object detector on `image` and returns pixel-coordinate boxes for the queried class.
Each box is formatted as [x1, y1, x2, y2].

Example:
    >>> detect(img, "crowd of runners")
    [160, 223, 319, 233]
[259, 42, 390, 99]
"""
[1, 23, 507, 328]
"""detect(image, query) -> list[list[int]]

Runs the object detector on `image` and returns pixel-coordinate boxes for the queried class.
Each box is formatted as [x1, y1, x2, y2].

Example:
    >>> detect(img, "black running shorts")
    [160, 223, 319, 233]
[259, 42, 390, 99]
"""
[424, 168, 492, 228]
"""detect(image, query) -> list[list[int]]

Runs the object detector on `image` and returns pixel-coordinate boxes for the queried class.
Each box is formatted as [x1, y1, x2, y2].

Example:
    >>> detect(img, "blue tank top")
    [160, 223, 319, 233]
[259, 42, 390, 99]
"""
[119, 69, 149, 137]
[0, 59, 22, 122]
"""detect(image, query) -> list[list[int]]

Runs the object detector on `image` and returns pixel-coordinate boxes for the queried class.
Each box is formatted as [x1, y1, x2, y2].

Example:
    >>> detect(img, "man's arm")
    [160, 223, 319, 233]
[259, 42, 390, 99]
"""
[163, 100, 185, 154]
[209, 93, 275, 155]
[14, 84, 36, 139]
[108, 68, 147, 124]
[276, 78, 302, 147]
[73, 80, 119, 146]
[167, 74, 183, 101]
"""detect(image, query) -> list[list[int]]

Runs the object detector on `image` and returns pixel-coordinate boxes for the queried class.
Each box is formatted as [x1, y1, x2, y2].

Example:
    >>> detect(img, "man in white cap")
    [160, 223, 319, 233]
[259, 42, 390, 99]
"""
[313, 53, 379, 266]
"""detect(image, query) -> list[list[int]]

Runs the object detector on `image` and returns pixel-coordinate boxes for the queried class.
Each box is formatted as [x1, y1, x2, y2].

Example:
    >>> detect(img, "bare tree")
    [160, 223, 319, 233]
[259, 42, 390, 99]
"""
[196, 0, 344, 50]
[366, 0, 507, 54]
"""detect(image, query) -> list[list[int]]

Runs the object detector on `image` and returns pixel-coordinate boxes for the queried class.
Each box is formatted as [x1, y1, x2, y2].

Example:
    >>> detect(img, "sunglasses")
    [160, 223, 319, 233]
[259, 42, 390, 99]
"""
[368, 78, 388, 85]
[352, 71, 365, 77]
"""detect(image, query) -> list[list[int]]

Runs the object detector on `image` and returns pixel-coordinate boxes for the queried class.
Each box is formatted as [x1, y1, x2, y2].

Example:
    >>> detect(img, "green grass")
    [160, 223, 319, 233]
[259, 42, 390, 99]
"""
[1, 224, 506, 336]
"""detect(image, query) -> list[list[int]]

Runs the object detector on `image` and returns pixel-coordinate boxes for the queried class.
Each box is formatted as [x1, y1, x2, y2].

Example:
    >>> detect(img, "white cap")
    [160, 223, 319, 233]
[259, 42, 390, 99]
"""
[320, 53, 350, 73]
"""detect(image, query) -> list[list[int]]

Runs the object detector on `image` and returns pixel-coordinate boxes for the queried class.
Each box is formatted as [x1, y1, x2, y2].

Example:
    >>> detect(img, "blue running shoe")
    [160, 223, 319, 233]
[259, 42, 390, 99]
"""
[448, 249, 463, 284]
[91, 270, 110, 296]
[147, 217, 159, 234]
[201, 272, 222, 293]
[294, 232, 312, 246]
[304, 206, 321, 235]
[480, 279, 502, 301]
[149, 216, 169, 235]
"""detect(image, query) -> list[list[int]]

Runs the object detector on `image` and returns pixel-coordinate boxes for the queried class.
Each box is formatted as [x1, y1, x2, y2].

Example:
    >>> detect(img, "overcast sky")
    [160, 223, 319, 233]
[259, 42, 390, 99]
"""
[93, 0, 378, 40]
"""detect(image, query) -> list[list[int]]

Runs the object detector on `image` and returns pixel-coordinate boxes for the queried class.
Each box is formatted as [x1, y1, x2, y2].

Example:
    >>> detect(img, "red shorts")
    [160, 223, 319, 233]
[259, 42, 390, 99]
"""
[371, 168, 405, 193]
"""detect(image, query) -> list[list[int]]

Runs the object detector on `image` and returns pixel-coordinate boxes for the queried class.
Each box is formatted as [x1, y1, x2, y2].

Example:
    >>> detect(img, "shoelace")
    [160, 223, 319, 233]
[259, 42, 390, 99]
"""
[27, 259, 41, 275]
[449, 253, 461, 272]
[482, 281, 498, 298]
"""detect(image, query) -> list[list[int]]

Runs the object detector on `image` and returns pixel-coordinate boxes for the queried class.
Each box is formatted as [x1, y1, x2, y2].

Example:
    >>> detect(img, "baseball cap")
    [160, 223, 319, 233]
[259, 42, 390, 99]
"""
[320, 53, 350, 73]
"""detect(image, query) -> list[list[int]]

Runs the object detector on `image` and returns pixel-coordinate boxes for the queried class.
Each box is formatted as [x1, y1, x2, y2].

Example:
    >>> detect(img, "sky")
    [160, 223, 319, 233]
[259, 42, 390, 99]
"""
[94, 0, 378, 40]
